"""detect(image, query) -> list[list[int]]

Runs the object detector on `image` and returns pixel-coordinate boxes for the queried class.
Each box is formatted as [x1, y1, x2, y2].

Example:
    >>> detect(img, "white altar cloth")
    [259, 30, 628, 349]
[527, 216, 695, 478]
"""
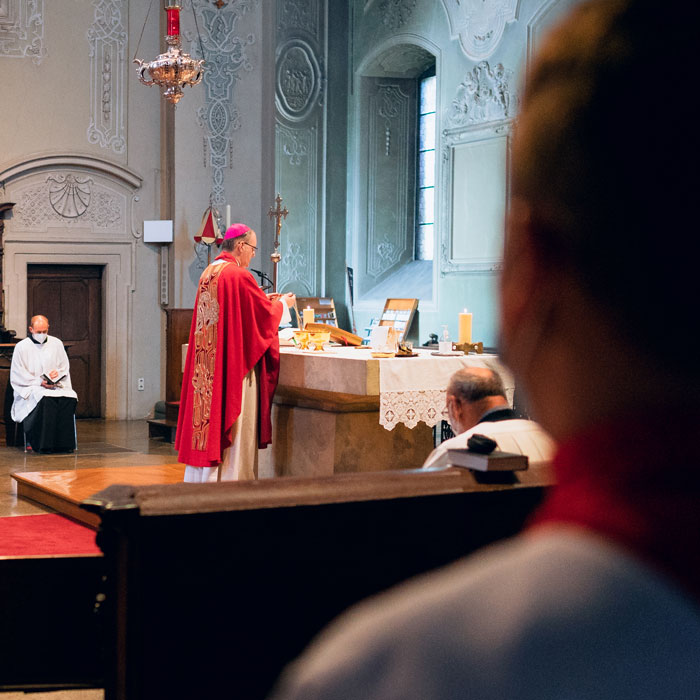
[278, 347, 512, 431]
[378, 350, 512, 430]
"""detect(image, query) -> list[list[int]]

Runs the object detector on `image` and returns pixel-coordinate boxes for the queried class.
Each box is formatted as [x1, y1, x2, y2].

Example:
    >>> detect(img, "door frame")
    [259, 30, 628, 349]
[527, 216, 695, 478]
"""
[27, 263, 104, 418]
[4, 242, 133, 419]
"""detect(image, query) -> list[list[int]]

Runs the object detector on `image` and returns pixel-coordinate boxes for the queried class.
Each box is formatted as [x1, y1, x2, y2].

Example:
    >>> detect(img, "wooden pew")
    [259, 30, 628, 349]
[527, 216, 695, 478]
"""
[0, 555, 104, 691]
[85, 464, 553, 700]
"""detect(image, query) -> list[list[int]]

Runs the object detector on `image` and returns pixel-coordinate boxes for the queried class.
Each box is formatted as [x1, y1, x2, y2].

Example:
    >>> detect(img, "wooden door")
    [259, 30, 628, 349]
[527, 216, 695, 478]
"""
[27, 265, 103, 418]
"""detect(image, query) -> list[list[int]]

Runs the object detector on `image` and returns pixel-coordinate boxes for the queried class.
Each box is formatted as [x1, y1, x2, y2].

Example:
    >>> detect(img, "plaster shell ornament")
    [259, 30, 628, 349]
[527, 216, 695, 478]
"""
[134, 4, 204, 105]
[47, 175, 92, 218]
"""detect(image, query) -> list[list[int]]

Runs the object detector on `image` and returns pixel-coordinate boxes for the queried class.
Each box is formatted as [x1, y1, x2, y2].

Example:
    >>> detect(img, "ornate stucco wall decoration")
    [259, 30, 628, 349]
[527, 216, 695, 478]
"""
[190, 0, 259, 206]
[371, 44, 433, 78]
[87, 0, 127, 154]
[279, 240, 309, 293]
[366, 82, 411, 279]
[377, 84, 404, 157]
[376, 236, 398, 269]
[278, 123, 310, 166]
[0, 0, 45, 63]
[275, 0, 324, 297]
[439, 0, 517, 60]
[380, 0, 415, 30]
[448, 61, 513, 126]
[278, 0, 318, 35]
[276, 38, 321, 122]
[12, 173, 124, 233]
[48, 174, 92, 218]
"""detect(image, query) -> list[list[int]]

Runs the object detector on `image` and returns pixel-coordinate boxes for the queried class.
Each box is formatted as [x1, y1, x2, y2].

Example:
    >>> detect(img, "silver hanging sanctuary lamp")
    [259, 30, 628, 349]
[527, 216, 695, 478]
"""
[133, 2, 205, 105]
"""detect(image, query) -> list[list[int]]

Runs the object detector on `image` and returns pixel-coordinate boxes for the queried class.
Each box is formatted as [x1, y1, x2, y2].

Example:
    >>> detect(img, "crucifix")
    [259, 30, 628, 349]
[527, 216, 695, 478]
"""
[267, 193, 289, 293]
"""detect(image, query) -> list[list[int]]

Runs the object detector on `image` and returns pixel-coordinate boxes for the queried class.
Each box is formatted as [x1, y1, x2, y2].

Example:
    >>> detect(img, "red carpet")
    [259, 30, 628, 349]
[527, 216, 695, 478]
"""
[0, 514, 101, 556]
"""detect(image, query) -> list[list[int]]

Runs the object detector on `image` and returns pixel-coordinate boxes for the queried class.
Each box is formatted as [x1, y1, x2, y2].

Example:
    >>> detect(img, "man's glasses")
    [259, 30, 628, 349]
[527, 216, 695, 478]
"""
[243, 242, 258, 251]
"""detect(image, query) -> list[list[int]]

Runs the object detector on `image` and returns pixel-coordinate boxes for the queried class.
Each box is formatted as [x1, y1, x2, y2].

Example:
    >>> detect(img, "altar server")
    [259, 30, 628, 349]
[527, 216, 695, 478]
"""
[11, 315, 77, 453]
[423, 366, 554, 470]
[270, 1, 700, 698]
[176, 224, 295, 482]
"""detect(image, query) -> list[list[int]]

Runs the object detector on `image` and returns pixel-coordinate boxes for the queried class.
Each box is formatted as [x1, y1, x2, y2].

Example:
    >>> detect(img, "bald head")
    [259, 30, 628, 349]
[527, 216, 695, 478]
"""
[445, 367, 508, 435]
[29, 315, 49, 334]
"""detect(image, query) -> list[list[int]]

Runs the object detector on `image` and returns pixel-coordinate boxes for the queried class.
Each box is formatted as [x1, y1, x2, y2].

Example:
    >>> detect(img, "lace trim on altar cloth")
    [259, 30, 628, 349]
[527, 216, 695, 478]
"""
[380, 389, 446, 430]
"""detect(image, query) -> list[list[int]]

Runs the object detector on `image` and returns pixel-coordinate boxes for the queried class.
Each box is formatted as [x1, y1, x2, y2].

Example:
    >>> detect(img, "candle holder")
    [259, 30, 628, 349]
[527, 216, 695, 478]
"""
[454, 341, 484, 354]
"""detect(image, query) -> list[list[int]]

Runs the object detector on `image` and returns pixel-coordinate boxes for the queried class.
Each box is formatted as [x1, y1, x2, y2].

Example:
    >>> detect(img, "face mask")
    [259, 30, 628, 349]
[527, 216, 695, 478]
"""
[32, 332, 47, 343]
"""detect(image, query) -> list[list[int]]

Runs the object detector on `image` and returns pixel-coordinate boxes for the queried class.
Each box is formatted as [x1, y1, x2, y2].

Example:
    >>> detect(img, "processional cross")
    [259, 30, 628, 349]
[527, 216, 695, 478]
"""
[268, 193, 289, 293]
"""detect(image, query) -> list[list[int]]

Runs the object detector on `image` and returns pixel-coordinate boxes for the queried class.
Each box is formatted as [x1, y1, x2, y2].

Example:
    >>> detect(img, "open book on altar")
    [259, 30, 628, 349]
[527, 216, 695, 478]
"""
[304, 323, 363, 346]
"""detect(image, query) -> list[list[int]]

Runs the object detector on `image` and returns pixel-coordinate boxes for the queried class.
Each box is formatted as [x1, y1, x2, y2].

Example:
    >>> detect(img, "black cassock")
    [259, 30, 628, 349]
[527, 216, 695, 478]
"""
[23, 396, 77, 453]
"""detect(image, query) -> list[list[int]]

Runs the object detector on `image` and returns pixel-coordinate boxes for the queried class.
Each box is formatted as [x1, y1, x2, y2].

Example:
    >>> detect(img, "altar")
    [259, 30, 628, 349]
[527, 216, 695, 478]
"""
[259, 346, 513, 478]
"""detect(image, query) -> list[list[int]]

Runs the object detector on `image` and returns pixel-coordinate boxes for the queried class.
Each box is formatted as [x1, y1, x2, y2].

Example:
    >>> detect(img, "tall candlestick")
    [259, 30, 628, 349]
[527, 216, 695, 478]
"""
[225, 205, 231, 230]
[459, 309, 473, 344]
[303, 307, 314, 329]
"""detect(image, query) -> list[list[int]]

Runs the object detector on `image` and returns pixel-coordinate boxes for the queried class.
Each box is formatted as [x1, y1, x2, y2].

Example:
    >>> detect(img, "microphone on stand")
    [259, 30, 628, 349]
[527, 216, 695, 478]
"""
[250, 268, 274, 292]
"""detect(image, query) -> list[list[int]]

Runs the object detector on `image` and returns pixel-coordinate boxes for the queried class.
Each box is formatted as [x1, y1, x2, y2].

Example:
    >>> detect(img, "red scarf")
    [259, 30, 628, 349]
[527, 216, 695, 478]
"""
[530, 412, 700, 601]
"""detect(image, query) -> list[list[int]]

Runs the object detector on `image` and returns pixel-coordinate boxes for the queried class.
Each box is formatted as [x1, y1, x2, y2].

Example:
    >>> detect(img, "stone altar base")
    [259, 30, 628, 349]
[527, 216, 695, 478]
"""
[259, 387, 434, 478]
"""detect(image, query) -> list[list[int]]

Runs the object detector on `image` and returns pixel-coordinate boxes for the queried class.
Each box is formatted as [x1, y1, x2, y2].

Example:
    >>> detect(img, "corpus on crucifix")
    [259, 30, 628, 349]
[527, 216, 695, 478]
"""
[268, 193, 289, 293]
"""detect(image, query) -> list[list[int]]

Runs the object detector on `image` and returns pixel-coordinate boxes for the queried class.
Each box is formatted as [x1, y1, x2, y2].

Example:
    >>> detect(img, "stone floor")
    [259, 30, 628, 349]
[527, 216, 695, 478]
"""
[0, 418, 179, 519]
[0, 419, 179, 700]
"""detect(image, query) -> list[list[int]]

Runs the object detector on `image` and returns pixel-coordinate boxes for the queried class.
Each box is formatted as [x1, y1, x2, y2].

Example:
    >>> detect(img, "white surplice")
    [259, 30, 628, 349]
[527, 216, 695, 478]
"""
[10, 336, 78, 423]
[422, 418, 555, 470]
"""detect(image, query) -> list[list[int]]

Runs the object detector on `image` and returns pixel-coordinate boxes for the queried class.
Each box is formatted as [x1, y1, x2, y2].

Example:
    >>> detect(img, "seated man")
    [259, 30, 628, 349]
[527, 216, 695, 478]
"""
[10, 315, 78, 453]
[423, 366, 554, 469]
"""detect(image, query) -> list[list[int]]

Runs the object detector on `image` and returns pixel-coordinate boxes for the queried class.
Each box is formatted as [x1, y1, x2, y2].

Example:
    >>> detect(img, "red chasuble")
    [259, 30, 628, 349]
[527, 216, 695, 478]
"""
[176, 252, 283, 468]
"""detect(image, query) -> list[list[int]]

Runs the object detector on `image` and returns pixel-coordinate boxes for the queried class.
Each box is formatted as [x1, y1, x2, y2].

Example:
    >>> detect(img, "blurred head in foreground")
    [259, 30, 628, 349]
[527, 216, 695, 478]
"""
[500, 0, 700, 440]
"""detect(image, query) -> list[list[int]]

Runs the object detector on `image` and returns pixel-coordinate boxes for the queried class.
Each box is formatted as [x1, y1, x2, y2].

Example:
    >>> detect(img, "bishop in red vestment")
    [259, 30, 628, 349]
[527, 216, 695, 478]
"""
[176, 224, 295, 481]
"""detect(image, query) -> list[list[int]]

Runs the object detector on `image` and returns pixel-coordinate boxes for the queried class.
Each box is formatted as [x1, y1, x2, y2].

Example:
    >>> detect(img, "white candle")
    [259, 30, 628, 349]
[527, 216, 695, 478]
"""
[225, 205, 231, 230]
[303, 307, 314, 328]
[458, 309, 472, 344]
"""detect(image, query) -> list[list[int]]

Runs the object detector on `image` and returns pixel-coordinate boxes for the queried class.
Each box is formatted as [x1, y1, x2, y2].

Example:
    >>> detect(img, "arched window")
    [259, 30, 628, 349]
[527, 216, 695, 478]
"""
[416, 69, 436, 261]
[352, 45, 437, 310]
